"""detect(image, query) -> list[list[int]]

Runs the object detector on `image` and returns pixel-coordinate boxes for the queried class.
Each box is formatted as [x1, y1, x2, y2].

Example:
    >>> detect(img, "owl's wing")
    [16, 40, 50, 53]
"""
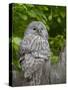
[19, 35, 33, 63]
[19, 35, 43, 78]
[19, 35, 38, 66]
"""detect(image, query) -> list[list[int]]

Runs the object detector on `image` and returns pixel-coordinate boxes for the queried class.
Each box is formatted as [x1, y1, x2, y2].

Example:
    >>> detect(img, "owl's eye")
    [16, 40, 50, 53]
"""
[33, 27, 36, 30]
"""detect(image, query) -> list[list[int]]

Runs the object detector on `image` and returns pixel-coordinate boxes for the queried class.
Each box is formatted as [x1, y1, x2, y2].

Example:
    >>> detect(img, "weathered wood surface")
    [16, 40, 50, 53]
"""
[50, 47, 66, 84]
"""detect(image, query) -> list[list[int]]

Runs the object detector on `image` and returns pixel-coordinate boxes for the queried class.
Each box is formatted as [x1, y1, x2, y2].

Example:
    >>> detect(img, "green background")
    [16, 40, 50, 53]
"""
[11, 4, 66, 70]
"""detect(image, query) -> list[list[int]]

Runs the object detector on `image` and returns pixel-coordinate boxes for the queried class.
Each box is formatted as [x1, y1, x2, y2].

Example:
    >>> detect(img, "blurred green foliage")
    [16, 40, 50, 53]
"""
[11, 4, 66, 70]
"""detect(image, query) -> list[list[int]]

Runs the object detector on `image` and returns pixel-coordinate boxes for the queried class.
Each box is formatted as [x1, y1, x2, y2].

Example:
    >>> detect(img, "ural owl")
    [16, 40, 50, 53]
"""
[19, 21, 51, 85]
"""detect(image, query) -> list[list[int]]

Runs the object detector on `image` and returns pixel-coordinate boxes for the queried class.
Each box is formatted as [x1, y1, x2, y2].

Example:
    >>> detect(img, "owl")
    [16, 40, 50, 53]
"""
[19, 21, 51, 85]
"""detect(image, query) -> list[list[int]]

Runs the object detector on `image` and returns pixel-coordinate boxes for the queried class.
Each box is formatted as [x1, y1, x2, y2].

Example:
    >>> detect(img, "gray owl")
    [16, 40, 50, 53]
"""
[19, 21, 51, 85]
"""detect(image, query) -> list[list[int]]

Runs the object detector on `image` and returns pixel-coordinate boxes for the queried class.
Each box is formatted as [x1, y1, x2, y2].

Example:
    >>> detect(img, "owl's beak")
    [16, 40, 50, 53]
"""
[37, 29, 41, 34]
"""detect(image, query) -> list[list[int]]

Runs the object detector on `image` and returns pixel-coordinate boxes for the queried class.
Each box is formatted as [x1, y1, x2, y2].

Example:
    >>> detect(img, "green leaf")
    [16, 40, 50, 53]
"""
[48, 15, 52, 21]
[44, 7, 48, 11]
[57, 17, 61, 23]
[50, 53, 59, 64]
[22, 15, 28, 20]
[27, 10, 36, 18]
[12, 37, 21, 46]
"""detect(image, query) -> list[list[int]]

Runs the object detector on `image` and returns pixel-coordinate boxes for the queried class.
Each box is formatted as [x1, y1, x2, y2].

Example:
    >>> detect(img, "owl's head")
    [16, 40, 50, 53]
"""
[25, 21, 48, 39]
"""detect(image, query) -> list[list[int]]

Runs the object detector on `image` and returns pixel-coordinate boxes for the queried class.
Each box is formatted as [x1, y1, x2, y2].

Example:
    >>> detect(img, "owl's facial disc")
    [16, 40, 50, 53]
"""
[32, 26, 42, 36]
[25, 21, 47, 37]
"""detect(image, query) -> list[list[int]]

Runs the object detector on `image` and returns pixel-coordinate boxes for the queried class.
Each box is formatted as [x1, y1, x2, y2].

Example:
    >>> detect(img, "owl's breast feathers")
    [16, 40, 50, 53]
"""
[20, 34, 50, 78]
[21, 34, 50, 60]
